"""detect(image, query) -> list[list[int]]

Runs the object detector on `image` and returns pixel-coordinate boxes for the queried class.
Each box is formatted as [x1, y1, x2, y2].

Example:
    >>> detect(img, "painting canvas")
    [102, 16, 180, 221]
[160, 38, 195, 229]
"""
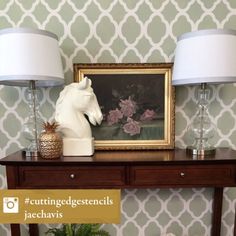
[74, 63, 174, 150]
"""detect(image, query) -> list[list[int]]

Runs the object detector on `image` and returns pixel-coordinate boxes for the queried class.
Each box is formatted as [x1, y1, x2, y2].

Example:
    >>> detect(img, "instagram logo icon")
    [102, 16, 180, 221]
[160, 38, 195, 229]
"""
[3, 197, 19, 213]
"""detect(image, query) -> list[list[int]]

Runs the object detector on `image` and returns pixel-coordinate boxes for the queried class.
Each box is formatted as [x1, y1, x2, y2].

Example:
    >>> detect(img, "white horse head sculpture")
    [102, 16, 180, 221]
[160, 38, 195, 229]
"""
[55, 77, 103, 139]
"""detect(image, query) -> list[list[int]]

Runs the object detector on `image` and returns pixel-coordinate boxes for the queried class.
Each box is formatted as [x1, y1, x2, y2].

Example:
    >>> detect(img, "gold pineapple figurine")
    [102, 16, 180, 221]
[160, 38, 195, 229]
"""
[39, 122, 62, 159]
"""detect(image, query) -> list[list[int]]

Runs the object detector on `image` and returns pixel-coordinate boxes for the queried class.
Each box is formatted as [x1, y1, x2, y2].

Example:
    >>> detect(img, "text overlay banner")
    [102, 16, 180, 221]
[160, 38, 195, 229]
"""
[0, 189, 120, 223]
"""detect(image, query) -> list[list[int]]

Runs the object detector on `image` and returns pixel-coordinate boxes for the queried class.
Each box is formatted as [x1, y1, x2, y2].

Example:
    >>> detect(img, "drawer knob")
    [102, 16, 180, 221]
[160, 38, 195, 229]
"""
[180, 172, 185, 177]
[70, 174, 75, 179]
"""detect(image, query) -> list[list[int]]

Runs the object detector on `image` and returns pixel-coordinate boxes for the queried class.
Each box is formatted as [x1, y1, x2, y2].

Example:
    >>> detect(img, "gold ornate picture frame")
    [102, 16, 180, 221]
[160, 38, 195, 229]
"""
[74, 63, 175, 150]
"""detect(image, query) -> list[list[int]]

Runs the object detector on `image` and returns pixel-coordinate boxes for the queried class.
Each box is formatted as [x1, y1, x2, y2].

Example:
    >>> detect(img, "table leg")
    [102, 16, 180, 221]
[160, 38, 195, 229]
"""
[29, 224, 39, 236]
[211, 187, 223, 236]
[10, 224, 20, 236]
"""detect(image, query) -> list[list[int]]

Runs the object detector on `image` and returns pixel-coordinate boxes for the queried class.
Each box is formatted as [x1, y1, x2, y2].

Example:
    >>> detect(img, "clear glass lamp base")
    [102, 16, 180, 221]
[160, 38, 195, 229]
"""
[186, 83, 216, 158]
[22, 142, 40, 157]
[22, 149, 40, 157]
[21, 80, 41, 158]
[186, 146, 216, 156]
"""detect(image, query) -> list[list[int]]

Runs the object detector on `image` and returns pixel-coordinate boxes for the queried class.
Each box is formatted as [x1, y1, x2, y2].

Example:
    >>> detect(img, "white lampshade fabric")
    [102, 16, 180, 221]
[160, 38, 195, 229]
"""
[172, 29, 236, 86]
[0, 28, 64, 87]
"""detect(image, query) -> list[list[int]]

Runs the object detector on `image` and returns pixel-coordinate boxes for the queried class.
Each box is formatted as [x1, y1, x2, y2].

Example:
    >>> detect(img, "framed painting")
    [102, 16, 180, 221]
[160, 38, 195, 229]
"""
[73, 63, 175, 150]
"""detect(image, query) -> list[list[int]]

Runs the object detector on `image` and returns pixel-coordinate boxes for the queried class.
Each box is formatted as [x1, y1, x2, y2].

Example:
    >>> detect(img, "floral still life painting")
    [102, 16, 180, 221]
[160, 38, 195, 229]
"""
[74, 63, 174, 150]
[103, 76, 164, 139]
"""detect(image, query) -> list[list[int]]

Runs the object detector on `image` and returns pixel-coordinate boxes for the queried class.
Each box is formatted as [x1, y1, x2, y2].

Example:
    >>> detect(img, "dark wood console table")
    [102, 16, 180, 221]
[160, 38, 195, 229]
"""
[1, 148, 236, 236]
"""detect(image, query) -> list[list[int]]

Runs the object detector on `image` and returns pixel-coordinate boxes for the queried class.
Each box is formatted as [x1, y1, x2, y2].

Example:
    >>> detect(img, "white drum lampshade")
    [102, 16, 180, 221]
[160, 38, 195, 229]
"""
[173, 29, 236, 86]
[0, 27, 64, 87]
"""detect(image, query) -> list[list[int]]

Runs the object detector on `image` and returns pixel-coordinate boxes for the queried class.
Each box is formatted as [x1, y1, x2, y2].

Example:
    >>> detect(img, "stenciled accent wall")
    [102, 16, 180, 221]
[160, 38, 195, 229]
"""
[1, 0, 236, 235]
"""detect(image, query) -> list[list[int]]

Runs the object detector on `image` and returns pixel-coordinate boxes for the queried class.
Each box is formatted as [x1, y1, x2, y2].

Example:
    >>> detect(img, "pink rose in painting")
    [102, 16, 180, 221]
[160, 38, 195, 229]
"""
[119, 96, 137, 117]
[123, 118, 141, 136]
[140, 109, 157, 121]
[107, 108, 123, 125]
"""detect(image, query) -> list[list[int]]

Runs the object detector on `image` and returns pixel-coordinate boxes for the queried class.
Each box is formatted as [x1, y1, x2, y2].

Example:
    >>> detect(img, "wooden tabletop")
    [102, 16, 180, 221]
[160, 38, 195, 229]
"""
[1, 148, 236, 166]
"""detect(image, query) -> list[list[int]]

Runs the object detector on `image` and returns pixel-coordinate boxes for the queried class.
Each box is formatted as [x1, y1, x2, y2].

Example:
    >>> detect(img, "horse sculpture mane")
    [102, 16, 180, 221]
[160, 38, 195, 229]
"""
[55, 83, 75, 118]
[55, 77, 103, 139]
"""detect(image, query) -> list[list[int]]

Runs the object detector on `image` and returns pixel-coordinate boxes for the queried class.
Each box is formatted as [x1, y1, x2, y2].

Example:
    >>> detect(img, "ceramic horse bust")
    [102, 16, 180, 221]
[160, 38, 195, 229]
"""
[55, 77, 103, 156]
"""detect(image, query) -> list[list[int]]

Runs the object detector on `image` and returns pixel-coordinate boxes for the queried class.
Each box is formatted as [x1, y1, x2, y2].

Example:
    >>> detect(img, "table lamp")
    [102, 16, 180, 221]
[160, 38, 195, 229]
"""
[172, 29, 236, 156]
[0, 28, 64, 157]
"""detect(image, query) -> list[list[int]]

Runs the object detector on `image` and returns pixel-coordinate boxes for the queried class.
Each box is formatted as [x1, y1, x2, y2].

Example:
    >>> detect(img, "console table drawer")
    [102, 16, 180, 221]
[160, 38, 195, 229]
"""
[19, 166, 126, 188]
[130, 165, 235, 186]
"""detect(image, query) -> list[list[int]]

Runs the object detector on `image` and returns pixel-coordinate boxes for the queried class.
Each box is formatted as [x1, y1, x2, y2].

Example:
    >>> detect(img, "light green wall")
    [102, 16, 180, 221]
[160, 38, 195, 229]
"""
[1, 1, 236, 235]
